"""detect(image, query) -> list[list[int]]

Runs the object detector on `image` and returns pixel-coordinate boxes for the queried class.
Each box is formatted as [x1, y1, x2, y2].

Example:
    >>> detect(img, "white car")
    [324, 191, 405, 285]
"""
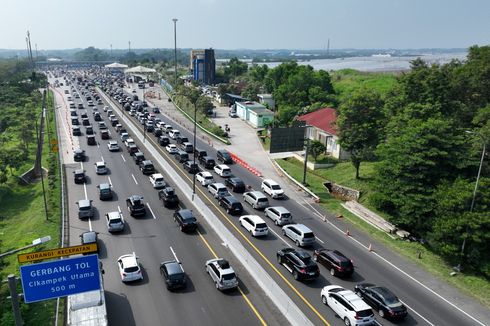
[321, 285, 375, 326]
[261, 179, 285, 199]
[124, 138, 135, 148]
[239, 215, 269, 237]
[149, 173, 166, 189]
[120, 132, 129, 142]
[117, 253, 143, 283]
[166, 144, 178, 154]
[214, 164, 232, 177]
[169, 129, 180, 139]
[103, 106, 109, 112]
[94, 161, 108, 174]
[196, 171, 214, 186]
[107, 141, 120, 152]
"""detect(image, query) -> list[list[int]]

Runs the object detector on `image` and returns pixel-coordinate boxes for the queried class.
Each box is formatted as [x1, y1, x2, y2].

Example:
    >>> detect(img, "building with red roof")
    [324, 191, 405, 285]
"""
[296, 107, 349, 159]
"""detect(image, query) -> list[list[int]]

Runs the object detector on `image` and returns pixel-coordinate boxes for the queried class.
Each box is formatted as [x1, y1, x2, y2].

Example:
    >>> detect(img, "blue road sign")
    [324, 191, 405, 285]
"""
[20, 254, 101, 303]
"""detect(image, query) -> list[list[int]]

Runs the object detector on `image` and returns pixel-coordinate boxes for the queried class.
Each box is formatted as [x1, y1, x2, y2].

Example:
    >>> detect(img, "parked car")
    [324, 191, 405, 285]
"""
[225, 177, 246, 193]
[73, 169, 85, 184]
[106, 211, 125, 232]
[277, 248, 319, 281]
[243, 191, 269, 210]
[97, 183, 113, 200]
[218, 195, 243, 215]
[264, 206, 293, 226]
[261, 179, 285, 199]
[313, 249, 354, 277]
[205, 258, 238, 291]
[196, 171, 214, 186]
[160, 260, 186, 290]
[117, 253, 143, 282]
[158, 187, 179, 207]
[354, 283, 408, 320]
[126, 195, 146, 217]
[214, 164, 232, 177]
[173, 209, 198, 232]
[321, 285, 375, 326]
[239, 215, 269, 237]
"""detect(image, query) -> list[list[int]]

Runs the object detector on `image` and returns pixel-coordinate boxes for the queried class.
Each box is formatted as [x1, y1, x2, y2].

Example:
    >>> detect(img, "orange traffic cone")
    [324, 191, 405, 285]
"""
[368, 243, 373, 252]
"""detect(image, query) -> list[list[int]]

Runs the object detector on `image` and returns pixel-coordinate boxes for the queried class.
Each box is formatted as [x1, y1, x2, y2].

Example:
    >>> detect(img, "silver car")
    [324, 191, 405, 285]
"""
[106, 211, 125, 232]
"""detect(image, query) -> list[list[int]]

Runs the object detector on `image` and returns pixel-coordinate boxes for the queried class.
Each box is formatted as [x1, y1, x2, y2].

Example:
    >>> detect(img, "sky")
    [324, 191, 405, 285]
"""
[1, 0, 489, 50]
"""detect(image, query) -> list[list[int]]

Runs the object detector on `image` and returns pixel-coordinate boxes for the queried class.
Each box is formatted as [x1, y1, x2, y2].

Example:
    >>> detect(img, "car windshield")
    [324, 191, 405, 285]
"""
[222, 272, 236, 281]
[133, 200, 144, 208]
[79, 205, 91, 211]
[183, 216, 197, 223]
[169, 273, 184, 281]
[357, 309, 374, 317]
[109, 218, 122, 224]
[303, 232, 315, 238]
[124, 266, 139, 273]
[271, 185, 281, 190]
[256, 223, 267, 229]
[339, 260, 352, 268]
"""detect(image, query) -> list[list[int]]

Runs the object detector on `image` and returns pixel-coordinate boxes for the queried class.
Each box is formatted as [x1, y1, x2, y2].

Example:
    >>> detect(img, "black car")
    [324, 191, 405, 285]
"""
[80, 231, 99, 253]
[313, 249, 354, 277]
[126, 195, 146, 217]
[217, 149, 233, 164]
[160, 260, 186, 290]
[158, 135, 170, 146]
[153, 107, 160, 113]
[183, 161, 199, 174]
[218, 195, 243, 215]
[71, 124, 81, 135]
[86, 135, 96, 145]
[85, 125, 94, 135]
[225, 177, 246, 193]
[355, 283, 408, 320]
[97, 183, 113, 200]
[82, 118, 90, 126]
[277, 248, 319, 281]
[100, 130, 110, 140]
[158, 187, 179, 207]
[173, 209, 198, 232]
[139, 160, 155, 175]
[133, 151, 146, 165]
[194, 148, 207, 160]
[153, 128, 162, 137]
[73, 169, 86, 184]
[94, 113, 102, 121]
[199, 156, 216, 169]
[71, 118, 80, 125]
[73, 148, 86, 161]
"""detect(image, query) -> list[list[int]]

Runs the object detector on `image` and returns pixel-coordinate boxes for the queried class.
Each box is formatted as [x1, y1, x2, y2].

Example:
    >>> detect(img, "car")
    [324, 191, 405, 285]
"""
[225, 177, 246, 193]
[117, 253, 143, 282]
[126, 195, 146, 217]
[199, 156, 216, 169]
[76, 199, 94, 219]
[96, 183, 113, 200]
[158, 135, 170, 146]
[124, 138, 135, 148]
[98, 122, 107, 130]
[166, 144, 178, 154]
[153, 107, 160, 113]
[106, 211, 125, 232]
[277, 248, 319, 281]
[216, 149, 233, 164]
[139, 160, 155, 175]
[321, 285, 375, 326]
[205, 258, 238, 291]
[153, 127, 162, 137]
[110, 117, 119, 127]
[176, 136, 189, 145]
[72, 126, 81, 136]
[264, 206, 293, 226]
[94, 112, 102, 121]
[196, 171, 214, 186]
[183, 161, 200, 174]
[107, 140, 120, 151]
[80, 231, 98, 252]
[239, 215, 269, 236]
[194, 149, 207, 160]
[169, 129, 180, 139]
[149, 173, 166, 189]
[71, 117, 80, 125]
[85, 125, 94, 135]
[261, 179, 285, 199]
[82, 118, 90, 126]
[73, 148, 86, 161]
[208, 183, 230, 200]
[100, 130, 110, 140]
[175, 151, 189, 163]
[313, 249, 354, 277]
[218, 195, 243, 215]
[127, 144, 139, 156]
[180, 142, 194, 153]
[163, 124, 173, 133]
[145, 121, 154, 132]
[86, 135, 96, 146]
[282, 224, 315, 247]
[160, 260, 186, 290]
[133, 151, 146, 165]
[243, 191, 269, 210]
[354, 283, 408, 320]
[173, 209, 198, 232]
[213, 164, 232, 177]
[94, 161, 108, 174]
[158, 187, 179, 207]
[73, 169, 85, 184]
[121, 132, 130, 142]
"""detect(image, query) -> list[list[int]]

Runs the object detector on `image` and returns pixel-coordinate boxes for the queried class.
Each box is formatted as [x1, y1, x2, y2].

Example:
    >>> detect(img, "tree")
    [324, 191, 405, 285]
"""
[197, 96, 214, 115]
[249, 64, 269, 83]
[309, 140, 326, 161]
[224, 57, 248, 79]
[337, 89, 384, 179]
[241, 81, 261, 101]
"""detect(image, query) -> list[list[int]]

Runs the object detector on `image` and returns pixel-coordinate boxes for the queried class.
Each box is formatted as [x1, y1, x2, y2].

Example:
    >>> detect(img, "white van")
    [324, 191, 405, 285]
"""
[239, 215, 269, 237]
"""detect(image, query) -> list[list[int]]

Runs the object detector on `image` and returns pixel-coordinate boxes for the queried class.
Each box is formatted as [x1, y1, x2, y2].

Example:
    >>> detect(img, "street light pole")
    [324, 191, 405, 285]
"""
[192, 102, 197, 201]
[143, 84, 146, 143]
[172, 18, 178, 86]
[458, 131, 486, 270]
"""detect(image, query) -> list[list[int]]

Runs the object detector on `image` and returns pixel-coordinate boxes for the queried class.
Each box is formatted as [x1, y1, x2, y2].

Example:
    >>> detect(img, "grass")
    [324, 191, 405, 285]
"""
[0, 90, 62, 326]
[276, 157, 490, 308]
[331, 69, 398, 100]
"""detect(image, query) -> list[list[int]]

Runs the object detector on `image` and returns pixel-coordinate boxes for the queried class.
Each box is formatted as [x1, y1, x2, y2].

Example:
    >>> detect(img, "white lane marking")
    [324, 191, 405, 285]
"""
[83, 181, 88, 200]
[80, 162, 84, 169]
[269, 228, 292, 247]
[147, 203, 156, 219]
[117, 206, 121, 213]
[96, 142, 100, 148]
[301, 198, 484, 326]
[131, 174, 138, 185]
[170, 246, 180, 263]
[108, 176, 113, 186]
[88, 217, 92, 232]
[121, 154, 126, 162]
[315, 236, 324, 244]
[101, 155, 104, 162]
[400, 300, 435, 326]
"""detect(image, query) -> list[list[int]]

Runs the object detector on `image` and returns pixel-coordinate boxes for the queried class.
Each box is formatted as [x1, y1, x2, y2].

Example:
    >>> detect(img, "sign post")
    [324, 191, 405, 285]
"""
[20, 254, 101, 303]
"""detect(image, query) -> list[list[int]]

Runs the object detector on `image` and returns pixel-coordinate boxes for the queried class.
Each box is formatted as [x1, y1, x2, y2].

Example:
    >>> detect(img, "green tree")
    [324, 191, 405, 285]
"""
[337, 89, 384, 179]
[224, 57, 248, 79]
[309, 140, 326, 161]
[197, 96, 214, 115]
[241, 81, 261, 101]
[248, 64, 269, 83]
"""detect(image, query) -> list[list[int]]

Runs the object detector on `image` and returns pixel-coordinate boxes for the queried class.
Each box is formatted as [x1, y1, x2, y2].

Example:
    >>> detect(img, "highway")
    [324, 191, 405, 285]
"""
[54, 74, 288, 326]
[53, 69, 490, 326]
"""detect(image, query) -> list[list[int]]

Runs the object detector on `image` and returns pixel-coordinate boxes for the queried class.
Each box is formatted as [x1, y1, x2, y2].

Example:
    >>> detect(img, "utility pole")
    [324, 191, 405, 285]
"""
[302, 134, 311, 185]
[128, 41, 131, 54]
[7, 275, 23, 326]
[173, 18, 178, 86]
[110, 44, 113, 58]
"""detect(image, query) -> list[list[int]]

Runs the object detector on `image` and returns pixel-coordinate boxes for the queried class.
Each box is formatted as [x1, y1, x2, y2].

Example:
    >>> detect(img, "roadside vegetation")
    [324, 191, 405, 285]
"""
[0, 59, 61, 325]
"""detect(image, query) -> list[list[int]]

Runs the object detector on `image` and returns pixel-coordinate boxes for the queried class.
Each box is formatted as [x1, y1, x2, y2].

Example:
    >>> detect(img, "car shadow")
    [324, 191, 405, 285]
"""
[302, 274, 330, 289]
[91, 208, 100, 222]
[84, 176, 92, 185]
[105, 291, 136, 326]
[95, 239, 107, 259]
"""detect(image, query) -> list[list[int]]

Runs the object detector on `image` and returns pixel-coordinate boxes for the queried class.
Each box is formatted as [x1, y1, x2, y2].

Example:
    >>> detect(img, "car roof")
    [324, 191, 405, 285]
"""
[119, 254, 138, 267]
[241, 215, 265, 223]
[207, 258, 234, 273]
[177, 209, 194, 218]
[200, 171, 213, 177]
[107, 211, 121, 219]
[263, 179, 279, 185]
[161, 261, 183, 275]
[74, 169, 84, 174]
[78, 199, 91, 207]
[223, 195, 239, 203]
[247, 191, 266, 198]
[287, 223, 312, 233]
[216, 164, 229, 169]
[211, 182, 226, 188]
[99, 183, 110, 189]
[152, 173, 163, 178]
[96, 161, 105, 166]
[268, 206, 289, 213]
[81, 231, 97, 243]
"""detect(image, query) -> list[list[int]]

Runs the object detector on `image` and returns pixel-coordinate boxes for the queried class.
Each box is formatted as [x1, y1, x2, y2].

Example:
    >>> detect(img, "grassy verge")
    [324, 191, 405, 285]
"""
[0, 90, 62, 326]
[276, 157, 490, 308]
[331, 69, 398, 100]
